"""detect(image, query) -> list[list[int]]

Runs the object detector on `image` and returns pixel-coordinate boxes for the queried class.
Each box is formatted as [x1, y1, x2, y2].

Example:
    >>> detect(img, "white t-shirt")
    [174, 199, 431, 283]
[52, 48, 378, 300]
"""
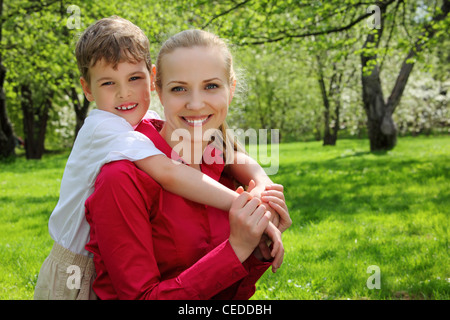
[48, 109, 163, 256]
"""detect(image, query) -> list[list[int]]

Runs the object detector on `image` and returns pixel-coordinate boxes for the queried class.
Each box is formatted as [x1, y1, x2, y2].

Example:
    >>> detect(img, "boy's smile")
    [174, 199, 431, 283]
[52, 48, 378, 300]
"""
[81, 59, 152, 127]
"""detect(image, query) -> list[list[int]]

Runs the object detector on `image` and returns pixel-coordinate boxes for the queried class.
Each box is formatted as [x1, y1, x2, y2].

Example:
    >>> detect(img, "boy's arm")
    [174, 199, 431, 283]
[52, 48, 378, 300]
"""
[227, 151, 280, 227]
[226, 151, 273, 191]
[135, 155, 238, 211]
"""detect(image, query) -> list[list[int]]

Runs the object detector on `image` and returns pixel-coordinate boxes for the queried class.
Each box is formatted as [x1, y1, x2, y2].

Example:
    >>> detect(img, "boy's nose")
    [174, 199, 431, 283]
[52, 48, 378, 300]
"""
[117, 85, 131, 99]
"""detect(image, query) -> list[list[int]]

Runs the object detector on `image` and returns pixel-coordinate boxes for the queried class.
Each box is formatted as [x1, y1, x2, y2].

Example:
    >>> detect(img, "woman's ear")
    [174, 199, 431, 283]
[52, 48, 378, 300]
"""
[80, 77, 94, 102]
[150, 65, 156, 92]
[229, 79, 236, 104]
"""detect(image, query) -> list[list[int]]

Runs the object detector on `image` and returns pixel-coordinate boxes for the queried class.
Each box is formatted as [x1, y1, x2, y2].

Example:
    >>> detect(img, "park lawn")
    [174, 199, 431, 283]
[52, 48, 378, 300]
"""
[0, 136, 449, 300]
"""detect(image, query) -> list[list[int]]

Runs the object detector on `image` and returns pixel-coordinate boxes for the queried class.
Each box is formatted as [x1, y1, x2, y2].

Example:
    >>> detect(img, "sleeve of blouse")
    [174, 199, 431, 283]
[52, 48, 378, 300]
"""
[230, 254, 272, 300]
[87, 161, 249, 300]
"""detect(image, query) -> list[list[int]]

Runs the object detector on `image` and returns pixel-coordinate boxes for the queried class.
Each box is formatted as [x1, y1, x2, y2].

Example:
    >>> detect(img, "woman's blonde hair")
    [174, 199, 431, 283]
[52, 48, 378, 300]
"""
[155, 29, 246, 161]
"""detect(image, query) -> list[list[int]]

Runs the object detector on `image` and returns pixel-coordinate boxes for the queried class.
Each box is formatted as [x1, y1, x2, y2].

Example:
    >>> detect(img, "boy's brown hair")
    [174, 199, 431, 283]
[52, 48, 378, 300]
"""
[75, 15, 151, 85]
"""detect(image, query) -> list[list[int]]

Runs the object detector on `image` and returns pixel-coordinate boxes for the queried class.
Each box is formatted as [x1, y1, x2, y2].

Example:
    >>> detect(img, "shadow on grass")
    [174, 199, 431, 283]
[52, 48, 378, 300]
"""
[276, 153, 449, 226]
[0, 151, 69, 174]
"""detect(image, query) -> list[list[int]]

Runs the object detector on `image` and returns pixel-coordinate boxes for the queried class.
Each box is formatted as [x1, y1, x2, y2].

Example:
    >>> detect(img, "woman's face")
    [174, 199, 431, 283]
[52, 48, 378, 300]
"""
[156, 46, 235, 149]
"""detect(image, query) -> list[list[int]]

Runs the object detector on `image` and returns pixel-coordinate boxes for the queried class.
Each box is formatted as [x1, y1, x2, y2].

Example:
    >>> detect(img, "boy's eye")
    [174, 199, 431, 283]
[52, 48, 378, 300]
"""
[101, 81, 113, 86]
[130, 76, 142, 81]
[171, 86, 185, 92]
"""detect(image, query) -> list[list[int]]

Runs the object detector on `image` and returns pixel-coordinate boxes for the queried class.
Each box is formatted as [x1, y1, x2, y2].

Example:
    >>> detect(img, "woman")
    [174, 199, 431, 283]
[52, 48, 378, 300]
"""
[85, 29, 291, 300]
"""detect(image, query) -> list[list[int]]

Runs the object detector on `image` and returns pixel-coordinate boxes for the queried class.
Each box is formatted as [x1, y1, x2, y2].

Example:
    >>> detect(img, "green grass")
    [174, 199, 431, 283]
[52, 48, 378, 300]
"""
[1, 136, 449, 300]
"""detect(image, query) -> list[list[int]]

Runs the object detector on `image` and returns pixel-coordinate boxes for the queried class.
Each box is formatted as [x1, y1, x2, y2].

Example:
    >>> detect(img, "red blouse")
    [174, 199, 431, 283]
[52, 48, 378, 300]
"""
[85, 119, 271, 300]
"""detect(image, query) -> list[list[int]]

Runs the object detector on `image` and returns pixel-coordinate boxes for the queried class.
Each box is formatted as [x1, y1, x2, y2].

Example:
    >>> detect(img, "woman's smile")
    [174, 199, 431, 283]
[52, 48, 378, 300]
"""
[181, 114, 213, 127]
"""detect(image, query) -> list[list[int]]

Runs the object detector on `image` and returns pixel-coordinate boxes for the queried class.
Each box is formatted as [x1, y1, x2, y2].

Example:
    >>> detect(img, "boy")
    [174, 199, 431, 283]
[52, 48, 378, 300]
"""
[34, 16, 281, 300]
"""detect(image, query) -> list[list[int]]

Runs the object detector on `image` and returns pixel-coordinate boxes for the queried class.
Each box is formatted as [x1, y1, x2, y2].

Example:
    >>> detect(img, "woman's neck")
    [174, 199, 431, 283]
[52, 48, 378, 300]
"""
[161, 124, 208, 169]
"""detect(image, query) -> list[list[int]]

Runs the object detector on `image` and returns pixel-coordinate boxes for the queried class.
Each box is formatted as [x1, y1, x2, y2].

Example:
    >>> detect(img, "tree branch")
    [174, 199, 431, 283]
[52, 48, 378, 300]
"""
[240, 0, 397, 45]
[386, 0, 450, 114]
[1, 0, 62, 24]
[201, 0, 252, 29]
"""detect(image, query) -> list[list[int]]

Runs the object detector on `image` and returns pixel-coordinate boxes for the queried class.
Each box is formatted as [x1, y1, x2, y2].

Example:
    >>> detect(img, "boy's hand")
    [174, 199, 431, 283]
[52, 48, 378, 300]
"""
[261, 184, 291, 233]
[246, 180, 280, 228]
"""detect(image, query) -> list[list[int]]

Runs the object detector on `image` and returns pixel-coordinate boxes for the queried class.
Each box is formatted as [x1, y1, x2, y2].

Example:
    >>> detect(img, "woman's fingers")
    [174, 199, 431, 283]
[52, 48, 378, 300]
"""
[264, 222, 284, 273]
[230, 191, 252, 210]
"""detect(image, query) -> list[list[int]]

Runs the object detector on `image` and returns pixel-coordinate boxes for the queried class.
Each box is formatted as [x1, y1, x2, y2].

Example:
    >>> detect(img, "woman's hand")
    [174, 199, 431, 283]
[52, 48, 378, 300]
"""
[228, 190, 271, 264]
[261, 222, 284, 273]
[235, 186, 285, 273]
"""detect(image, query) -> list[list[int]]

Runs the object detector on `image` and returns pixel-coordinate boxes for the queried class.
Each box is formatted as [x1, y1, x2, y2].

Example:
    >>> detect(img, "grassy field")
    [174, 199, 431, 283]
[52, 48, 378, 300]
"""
[0, 135, 449, 300]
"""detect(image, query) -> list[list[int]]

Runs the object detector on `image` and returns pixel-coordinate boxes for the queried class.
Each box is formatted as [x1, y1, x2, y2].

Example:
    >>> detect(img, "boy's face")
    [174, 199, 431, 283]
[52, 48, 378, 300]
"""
[81, 59, 153, 127]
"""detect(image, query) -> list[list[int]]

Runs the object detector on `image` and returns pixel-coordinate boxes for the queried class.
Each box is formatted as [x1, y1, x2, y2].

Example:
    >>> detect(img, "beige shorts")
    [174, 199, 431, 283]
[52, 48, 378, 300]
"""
[34, 242, 97, 300]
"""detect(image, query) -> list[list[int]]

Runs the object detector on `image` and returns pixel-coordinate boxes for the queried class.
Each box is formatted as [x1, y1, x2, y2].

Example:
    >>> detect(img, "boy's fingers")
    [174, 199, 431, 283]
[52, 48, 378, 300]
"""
[267, 199, 288, 213]
[261, 190, 285, 201]
[235, 186, 244, 194]
[261, 195, 287, 208]
[265, 184, 284, 192]
[247, 179, 256, 192]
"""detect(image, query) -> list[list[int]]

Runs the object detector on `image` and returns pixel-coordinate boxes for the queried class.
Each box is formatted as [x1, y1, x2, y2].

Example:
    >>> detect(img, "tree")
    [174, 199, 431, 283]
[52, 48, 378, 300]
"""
[186, 0, 449, 150]
[0, 0, 16, 159]
[2, 0, 67, 159]
[360, 0, 450, 150]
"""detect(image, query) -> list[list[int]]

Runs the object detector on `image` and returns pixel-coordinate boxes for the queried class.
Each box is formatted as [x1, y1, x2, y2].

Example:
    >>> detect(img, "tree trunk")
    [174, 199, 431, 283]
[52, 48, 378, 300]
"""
[317, 56, 340, 146]
[0, 0, 16, 159]
[361, 0, 449, 151]
[70, 86, 90, 140]
[0, 58, 16, 159]
[360, 49, 397, 151]
[20, 85, 51, 159]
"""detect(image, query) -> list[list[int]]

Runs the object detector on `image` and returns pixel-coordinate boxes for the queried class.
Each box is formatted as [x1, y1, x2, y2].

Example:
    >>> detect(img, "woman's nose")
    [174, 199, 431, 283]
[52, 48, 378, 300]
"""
[186, 91, 205, 110]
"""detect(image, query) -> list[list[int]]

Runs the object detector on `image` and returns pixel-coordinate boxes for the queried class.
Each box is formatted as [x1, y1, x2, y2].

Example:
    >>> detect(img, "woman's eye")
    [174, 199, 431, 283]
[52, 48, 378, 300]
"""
[206, 83, 218, 90]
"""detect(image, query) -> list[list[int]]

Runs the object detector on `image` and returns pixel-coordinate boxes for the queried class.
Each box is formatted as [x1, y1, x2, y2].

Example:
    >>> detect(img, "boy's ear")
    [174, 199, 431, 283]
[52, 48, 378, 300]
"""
[80, 77, 94, 102]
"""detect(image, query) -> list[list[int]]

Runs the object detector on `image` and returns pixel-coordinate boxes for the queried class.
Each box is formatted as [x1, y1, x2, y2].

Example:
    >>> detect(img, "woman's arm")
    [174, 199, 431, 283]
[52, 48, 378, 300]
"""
[86, 161, 265, 300]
